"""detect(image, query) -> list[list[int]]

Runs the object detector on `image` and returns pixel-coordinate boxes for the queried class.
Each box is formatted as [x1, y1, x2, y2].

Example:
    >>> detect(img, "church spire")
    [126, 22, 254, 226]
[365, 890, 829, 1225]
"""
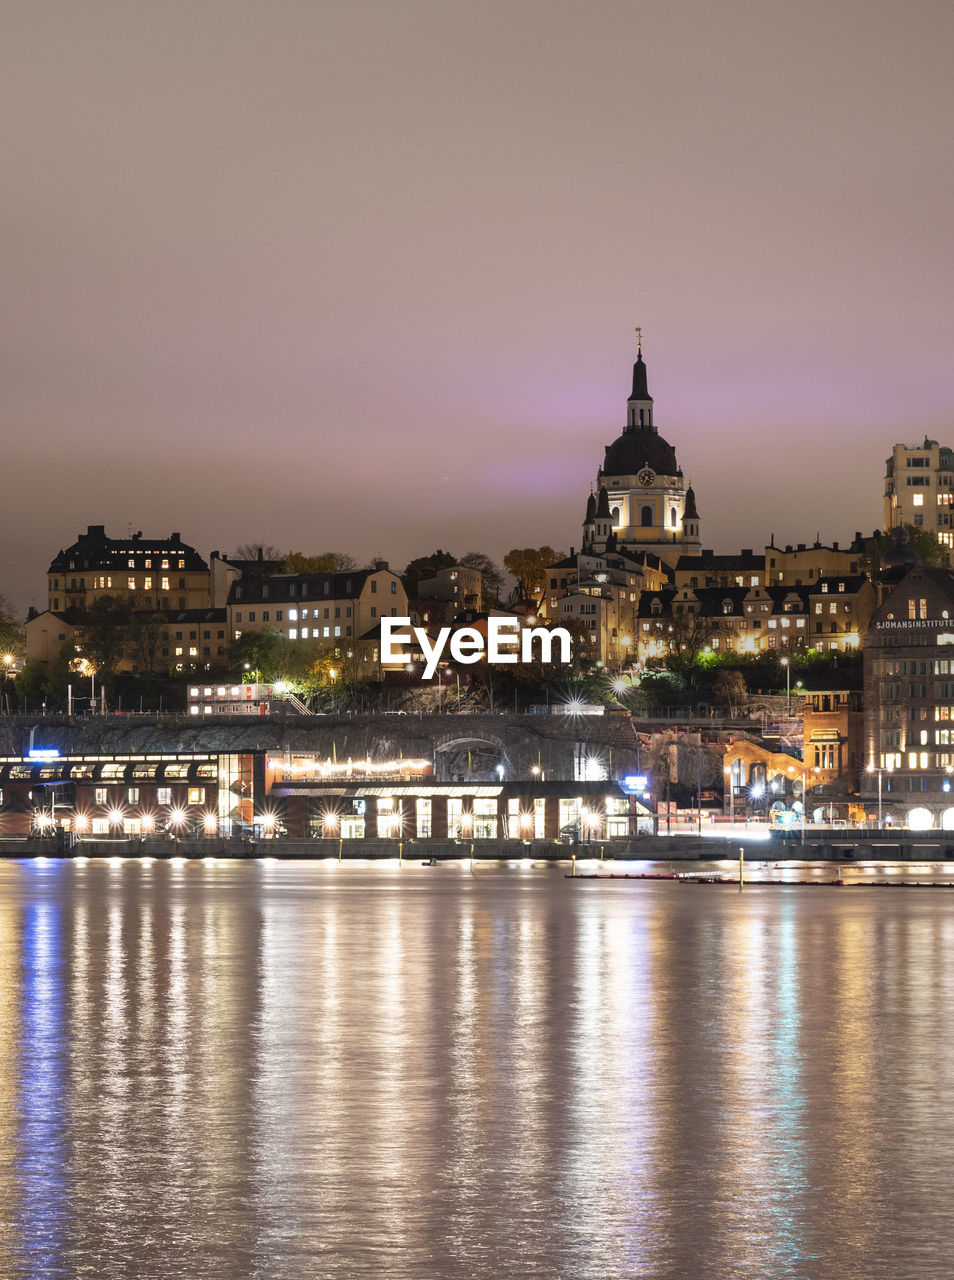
[627, 331, 654, 430]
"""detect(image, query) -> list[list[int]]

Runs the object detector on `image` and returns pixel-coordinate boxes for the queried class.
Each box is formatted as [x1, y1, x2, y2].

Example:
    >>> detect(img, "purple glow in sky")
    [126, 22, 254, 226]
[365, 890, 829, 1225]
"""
[3, 1, 954, 610]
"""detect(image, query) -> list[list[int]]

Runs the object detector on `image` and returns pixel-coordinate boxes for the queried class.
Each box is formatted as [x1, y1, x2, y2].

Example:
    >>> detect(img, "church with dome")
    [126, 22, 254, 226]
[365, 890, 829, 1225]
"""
[582, 338, 700, 566]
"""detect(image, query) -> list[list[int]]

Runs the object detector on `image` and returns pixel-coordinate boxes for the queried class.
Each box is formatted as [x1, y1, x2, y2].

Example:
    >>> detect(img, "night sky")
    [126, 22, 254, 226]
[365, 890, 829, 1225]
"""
[3, 2, 953, 612]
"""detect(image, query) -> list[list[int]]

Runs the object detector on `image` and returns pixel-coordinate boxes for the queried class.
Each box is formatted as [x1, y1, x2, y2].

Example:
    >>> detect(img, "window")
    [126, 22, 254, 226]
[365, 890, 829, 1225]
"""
[641, 505, 653, 527]
[188, 787, 205, 804]
[127, 787, 139, 804]
[94, 788, 108, 805]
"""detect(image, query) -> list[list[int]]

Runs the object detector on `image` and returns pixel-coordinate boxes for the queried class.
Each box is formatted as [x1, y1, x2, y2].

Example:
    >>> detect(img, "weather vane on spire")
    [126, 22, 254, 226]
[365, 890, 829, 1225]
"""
[635, 325, 642, 354]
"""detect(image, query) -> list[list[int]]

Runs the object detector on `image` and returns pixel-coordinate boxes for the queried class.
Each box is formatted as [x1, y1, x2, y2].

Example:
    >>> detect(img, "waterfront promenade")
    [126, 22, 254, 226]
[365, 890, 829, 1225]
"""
[4, 832, 952, 862]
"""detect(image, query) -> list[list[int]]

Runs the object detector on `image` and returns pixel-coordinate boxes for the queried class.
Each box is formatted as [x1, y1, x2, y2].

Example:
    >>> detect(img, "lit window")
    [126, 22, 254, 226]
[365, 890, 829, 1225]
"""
[913, 494, 924, 507]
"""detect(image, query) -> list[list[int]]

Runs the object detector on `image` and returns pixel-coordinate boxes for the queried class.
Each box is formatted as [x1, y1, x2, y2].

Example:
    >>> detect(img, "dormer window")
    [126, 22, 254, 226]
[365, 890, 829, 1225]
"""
[650, 598, 662, 616]
[722, 598, 733, 615]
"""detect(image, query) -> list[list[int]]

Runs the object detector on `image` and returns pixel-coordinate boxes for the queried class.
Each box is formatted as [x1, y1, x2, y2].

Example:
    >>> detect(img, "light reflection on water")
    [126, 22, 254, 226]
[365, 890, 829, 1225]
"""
[1, 862, 954, 1277]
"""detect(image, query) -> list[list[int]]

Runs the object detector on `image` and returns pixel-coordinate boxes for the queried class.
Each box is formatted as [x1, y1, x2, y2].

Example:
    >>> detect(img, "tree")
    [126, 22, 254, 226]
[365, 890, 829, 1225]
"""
[233, 542, 284, 561]
[79, 596, 132, 683]
[333, 640, 381, 708]
[458, 551, 504, 608]
[864, 526, 947, 580]
[128, 612, 167, 675]
[402, 550, 457, 597]
[651, 609, 715, 679]
[0, 594, 24, 660]
[503, 547, 562, 606]
[713, 668, 748, 716]
[227, 627, 288, 681]
[324, 552, 357, 571]
[283, 552, 338, 574]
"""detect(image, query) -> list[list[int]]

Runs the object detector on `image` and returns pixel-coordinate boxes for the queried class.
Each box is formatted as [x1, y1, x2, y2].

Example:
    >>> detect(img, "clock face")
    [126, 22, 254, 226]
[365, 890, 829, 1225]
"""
[637, 468, 656, 486]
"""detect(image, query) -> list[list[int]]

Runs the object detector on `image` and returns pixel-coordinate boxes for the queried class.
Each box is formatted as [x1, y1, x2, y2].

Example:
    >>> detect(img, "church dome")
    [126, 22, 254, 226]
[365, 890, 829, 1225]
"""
[602, 427, 679, 477]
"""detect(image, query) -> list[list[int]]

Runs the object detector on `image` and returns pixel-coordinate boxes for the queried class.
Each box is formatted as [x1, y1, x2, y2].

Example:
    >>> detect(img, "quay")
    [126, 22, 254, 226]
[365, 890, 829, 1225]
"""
[3, 834, 954, 863]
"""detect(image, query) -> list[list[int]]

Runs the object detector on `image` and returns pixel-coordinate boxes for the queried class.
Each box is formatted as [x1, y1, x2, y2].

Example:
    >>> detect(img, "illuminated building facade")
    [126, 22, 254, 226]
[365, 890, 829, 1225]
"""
[24, 607, 230, 674]
[806, 576, 876, 653]
[863, 564, 954, 827]
[800, 672, 864, 793]
[884, 439, 954, 558]
[0, 750, 258, 838]
[47, 525, 211, 613]
[0, 749, 647, 842]
[764, 535, 868, 586]
[582, 339, 701, 567]
[228, 564, 408, 649]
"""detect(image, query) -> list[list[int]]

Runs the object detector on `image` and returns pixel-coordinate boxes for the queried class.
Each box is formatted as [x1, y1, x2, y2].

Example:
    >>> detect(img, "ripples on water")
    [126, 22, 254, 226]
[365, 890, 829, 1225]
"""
[0, 858, 953, 1279]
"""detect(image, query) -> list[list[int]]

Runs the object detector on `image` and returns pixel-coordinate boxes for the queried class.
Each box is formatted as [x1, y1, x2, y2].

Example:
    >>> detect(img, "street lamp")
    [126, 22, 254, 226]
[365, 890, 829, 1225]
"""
[781, 657, 791, 716]
[2, 654, 14, 713]
[725, 765, 734, 826]
[867, 762, 883, 829]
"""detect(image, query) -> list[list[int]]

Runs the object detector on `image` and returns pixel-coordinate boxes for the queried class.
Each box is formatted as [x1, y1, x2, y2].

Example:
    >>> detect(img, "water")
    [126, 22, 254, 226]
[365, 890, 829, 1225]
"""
[1, 857, 953, 1279]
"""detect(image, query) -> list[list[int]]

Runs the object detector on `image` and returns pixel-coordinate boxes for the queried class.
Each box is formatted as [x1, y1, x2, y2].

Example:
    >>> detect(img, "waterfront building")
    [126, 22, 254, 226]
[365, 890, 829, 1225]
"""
[764, 534, 870, 586]
[863, 562, 954, 827]
[806, 575, 876, 652]
[47, 525, 211, 613]
[0, 714, 649, 841]
[800, 669, 864, 794]
[25, 607, 229, 675]
[672, 548, 765, 591]
[884, 438, 954, 556]
[208, 548, 285, 608]
[227, 563, 407, 649]
[636, 582, 811, 661]
[415, 564, 482, 610]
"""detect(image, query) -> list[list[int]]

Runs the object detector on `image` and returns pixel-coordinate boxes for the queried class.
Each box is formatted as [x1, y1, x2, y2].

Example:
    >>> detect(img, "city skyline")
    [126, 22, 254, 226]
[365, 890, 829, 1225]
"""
[3, 2, 953, 612]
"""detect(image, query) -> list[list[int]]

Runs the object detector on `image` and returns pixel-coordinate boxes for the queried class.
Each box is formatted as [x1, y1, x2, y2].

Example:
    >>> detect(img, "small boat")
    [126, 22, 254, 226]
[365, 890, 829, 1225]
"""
[421, 857, 442, 866]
